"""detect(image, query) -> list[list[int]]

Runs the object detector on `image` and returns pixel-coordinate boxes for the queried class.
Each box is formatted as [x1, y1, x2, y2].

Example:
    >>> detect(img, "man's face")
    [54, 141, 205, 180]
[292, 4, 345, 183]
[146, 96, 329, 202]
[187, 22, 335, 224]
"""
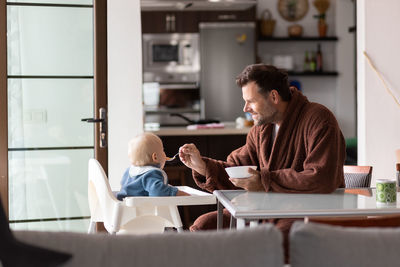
[242, 81, 278, 126]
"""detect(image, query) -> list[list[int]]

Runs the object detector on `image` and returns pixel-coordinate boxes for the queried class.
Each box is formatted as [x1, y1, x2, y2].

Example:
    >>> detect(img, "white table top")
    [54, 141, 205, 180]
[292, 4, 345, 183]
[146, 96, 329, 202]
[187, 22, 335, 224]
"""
[214, 188, 400, 219]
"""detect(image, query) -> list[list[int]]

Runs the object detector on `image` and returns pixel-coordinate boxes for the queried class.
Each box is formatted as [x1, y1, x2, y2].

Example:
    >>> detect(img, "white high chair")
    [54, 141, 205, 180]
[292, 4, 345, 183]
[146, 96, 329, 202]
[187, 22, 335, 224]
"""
[87, 159, 184, 234]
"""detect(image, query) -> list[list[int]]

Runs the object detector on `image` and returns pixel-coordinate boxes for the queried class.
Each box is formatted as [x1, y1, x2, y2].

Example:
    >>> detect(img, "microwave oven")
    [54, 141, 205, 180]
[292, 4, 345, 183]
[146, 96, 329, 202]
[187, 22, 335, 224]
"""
[142, 33, 200, 83]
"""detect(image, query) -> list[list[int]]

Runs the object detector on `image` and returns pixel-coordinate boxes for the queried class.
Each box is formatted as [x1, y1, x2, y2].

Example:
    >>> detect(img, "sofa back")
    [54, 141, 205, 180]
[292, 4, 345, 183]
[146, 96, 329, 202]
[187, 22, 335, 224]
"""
[15, 225, 284, 267]
[290, 221, 400, 267]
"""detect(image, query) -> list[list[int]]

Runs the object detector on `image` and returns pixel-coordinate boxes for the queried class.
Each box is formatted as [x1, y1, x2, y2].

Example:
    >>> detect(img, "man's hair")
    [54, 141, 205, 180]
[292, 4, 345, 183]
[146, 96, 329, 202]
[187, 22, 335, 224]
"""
[236, 64, 291, 101]
[128, 133, 162, 166]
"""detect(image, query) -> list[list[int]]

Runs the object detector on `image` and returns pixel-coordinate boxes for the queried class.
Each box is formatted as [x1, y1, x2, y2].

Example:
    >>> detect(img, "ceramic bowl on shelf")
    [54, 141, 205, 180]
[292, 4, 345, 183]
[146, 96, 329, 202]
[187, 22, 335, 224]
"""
[225, 166, 257, 178]
[288, 24, 303, 37]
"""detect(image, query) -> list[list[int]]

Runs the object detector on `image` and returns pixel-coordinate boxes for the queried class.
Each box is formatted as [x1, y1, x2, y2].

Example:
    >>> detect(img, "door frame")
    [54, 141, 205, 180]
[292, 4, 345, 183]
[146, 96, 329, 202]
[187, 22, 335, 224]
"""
[94, 0, 108, 174]
[0, 0, 8, 216]
[0, 0, 108, 218]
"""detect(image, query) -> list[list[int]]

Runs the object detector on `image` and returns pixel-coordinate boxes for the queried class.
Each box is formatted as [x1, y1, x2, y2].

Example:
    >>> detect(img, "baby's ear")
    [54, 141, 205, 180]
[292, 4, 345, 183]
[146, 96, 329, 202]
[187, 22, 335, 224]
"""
[151, 152, 158, 162]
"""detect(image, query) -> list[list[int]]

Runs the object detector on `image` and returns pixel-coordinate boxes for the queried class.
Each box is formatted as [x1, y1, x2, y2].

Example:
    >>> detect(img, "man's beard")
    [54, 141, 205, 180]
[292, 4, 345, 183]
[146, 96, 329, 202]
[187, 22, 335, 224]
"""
[254, 110, 279, 126]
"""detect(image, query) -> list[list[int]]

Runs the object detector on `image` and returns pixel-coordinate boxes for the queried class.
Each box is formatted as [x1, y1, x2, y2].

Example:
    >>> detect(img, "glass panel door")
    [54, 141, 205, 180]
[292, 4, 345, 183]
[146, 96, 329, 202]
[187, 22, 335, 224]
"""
[6, 1, 95, 232]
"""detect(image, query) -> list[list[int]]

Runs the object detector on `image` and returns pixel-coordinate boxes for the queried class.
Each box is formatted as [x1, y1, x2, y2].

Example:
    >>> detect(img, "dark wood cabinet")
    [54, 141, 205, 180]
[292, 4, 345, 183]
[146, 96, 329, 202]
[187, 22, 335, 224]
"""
[141, 11, 169, 33]
[198, 7, 256, 23]
[161, 134, 246, 162]
[178, 12, 201, 33]
[141, 7, 256, 33]
[141, 11, 199, 33]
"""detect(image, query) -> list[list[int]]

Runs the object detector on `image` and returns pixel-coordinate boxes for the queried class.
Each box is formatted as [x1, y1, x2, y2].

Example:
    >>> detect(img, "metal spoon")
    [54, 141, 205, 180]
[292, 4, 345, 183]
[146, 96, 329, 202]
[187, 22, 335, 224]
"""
[166, 152, 179, 162]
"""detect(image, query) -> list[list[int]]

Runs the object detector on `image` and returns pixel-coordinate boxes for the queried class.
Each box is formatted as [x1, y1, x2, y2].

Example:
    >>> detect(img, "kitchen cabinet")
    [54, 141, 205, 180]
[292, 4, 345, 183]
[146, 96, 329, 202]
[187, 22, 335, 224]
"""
[141, 11, 199, 33]
[199, 7, 256, 22]
[141, 7, 256, 33]
[161, 134, 247, 162]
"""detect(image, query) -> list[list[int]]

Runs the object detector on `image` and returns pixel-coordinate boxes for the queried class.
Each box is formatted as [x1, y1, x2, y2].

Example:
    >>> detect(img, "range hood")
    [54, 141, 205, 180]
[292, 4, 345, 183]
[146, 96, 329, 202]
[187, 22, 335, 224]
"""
[141, 0, 257, 11]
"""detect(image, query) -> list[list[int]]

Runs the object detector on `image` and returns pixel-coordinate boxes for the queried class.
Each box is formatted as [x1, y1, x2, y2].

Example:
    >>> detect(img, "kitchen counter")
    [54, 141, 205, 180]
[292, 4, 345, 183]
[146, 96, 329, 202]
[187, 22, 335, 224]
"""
[145, 122, 251, 136]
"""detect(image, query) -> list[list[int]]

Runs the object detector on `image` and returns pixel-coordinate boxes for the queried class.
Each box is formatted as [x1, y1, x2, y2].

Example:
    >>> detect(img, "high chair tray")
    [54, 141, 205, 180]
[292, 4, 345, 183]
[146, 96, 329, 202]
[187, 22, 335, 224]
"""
[124, 186, 216, 207]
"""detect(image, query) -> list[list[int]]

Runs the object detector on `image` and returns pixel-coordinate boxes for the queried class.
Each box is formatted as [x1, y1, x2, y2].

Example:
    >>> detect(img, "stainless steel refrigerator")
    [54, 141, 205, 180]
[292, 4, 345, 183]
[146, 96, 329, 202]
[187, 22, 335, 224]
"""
[200, 22, 255, 122]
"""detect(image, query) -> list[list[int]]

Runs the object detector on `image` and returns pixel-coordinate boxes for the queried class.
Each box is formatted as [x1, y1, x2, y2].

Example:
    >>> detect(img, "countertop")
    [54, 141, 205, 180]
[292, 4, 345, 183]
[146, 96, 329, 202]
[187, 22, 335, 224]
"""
[145, 122, 251, 136]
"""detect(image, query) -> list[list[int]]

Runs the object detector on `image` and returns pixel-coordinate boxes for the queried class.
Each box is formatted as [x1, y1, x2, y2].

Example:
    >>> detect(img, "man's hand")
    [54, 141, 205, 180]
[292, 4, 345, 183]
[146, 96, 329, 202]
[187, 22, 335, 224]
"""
[179, 144, 206, 176]
[229, 168, 264, 191]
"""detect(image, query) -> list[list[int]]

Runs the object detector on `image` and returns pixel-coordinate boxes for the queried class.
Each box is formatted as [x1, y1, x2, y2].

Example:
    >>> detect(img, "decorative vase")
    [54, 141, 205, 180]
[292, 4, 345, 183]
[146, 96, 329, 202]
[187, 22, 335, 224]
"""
[318, 19, 327, 37]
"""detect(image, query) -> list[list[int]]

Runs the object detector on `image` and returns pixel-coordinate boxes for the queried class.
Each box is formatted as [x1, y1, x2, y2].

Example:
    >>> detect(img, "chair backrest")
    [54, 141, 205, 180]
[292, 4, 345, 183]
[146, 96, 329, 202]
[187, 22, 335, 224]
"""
[88, 159, 122, 233]
[290, 221, 400, 267]
[305, 214, 400, 228]
[343, 165, 372, 188]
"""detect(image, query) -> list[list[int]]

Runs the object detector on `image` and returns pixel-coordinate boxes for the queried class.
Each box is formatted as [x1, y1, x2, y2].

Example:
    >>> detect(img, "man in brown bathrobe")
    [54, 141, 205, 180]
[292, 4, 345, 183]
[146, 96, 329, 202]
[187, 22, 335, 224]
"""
[179, 64, 346, 259]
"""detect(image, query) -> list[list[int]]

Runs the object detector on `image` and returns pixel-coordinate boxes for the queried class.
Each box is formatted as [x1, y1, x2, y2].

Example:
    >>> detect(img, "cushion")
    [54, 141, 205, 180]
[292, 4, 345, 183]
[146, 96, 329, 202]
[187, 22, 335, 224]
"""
[15, 224, 284, 267]
[290, 221, 400, 267]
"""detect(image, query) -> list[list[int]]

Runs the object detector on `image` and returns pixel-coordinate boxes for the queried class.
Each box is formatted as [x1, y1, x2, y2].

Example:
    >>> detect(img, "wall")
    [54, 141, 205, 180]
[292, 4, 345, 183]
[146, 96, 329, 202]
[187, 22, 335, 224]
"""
[335, 0, 355, 140]
[108, 0, 143, 189]
[257, 0, 356, 138]
[257, 0, 335, 37]
[357, 0, 400, 181]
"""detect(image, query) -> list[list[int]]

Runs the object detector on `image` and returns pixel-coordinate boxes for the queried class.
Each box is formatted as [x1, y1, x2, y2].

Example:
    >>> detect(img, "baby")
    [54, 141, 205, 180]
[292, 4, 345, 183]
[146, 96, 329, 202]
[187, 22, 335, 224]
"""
[116, 132, 189, 200]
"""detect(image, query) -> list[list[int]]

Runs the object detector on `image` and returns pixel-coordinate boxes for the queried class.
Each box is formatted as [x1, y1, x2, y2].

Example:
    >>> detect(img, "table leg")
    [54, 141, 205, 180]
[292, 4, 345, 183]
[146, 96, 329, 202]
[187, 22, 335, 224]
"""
[217, 199, 223, 230]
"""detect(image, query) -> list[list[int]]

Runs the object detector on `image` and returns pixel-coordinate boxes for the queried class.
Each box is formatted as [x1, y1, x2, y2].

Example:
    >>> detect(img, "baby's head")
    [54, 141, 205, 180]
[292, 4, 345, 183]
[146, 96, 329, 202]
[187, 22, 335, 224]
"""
[128, 133, 166, 168]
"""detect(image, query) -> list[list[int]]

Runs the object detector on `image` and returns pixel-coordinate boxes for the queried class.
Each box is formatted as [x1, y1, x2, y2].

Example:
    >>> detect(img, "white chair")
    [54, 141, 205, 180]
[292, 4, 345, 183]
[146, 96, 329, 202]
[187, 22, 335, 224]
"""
[87, 158, 183, 234]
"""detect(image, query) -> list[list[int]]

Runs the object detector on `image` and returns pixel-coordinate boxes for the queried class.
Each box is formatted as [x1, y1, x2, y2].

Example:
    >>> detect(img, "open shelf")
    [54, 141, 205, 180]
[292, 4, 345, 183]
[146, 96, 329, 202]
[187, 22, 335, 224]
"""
[258, 36, 338, 42]
[288, 71, 338, 76]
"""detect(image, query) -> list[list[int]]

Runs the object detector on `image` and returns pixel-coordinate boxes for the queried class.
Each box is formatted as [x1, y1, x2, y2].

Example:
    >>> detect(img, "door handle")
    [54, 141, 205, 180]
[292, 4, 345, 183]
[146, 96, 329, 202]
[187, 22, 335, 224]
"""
[81, 107, 107, 148]
[81, 118, 103, 123]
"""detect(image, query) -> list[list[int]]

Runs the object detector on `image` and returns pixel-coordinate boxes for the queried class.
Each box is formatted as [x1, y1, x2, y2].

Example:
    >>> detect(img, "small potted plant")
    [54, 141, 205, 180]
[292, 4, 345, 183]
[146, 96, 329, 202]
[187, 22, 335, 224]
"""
[313, 0, 330, 37]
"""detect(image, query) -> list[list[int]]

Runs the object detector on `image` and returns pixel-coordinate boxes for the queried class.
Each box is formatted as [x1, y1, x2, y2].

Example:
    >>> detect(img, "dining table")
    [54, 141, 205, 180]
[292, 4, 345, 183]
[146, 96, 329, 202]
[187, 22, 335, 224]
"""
[213, 188, 400, 229]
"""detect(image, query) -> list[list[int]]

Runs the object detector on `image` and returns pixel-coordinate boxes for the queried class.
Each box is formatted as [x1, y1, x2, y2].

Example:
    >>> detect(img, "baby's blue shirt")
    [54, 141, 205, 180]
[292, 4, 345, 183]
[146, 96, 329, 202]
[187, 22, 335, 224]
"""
[116, 166, 178, 200]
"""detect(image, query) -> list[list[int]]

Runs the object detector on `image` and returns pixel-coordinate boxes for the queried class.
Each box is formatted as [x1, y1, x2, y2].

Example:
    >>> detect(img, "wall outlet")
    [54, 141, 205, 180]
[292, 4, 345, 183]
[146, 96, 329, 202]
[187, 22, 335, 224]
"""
[24, 109, 47, 124]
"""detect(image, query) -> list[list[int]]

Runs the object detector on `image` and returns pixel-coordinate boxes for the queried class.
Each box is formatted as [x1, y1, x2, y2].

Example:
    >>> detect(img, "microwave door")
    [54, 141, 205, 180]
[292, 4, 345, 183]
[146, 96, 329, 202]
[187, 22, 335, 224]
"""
[151, 43, 179, 66]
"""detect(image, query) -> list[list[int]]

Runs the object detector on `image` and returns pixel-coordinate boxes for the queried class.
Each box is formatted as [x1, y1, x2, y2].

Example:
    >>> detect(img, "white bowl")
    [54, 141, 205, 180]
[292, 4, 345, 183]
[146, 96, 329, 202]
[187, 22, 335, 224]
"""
[225, 166, 257, 178]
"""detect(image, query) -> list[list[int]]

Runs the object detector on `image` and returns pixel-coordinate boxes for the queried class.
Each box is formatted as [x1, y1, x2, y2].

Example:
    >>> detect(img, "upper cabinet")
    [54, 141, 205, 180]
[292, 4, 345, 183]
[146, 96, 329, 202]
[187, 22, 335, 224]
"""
[141, 7, 256, 33]
[198, 7, 255, 23]
[141, 11, 200, 33]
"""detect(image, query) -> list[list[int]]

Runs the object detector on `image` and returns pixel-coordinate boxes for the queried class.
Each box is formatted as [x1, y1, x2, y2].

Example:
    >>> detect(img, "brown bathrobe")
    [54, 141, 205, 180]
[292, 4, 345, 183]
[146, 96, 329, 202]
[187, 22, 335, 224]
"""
[190, 88, 346, 259]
